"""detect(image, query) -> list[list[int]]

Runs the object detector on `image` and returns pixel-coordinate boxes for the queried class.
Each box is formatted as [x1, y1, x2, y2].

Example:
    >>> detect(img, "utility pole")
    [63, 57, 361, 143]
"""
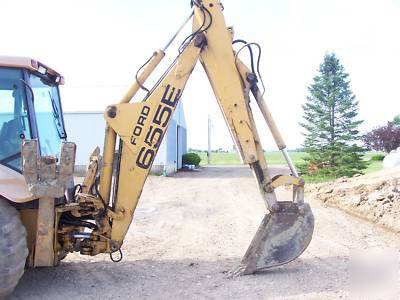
[207, 115, 211, 165]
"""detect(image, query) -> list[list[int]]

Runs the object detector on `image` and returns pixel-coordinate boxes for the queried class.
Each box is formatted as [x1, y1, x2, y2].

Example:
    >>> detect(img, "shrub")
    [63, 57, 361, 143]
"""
[370, 154, 386, 161]
[182, 152, 201, 166]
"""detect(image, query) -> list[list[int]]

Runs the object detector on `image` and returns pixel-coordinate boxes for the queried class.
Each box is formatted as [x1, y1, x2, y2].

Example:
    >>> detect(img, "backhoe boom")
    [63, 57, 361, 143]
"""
[22, 0, 314, 275]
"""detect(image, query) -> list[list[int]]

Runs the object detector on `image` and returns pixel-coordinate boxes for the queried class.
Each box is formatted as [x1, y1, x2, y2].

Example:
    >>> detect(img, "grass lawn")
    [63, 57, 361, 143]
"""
[197, 151, 306, 166]
[365, 161, 383, 173]
[194, 150, 384, 182]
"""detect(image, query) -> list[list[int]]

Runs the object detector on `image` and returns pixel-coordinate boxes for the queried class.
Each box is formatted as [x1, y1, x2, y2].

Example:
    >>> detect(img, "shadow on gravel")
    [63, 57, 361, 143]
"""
[13, 255, 348, 299]
[176, 166, 253, 179]
[175, 166, 290, 179]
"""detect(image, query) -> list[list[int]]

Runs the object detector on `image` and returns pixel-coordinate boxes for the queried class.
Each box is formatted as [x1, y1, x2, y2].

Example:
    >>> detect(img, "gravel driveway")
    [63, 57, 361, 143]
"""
[11, 166, 400, 299]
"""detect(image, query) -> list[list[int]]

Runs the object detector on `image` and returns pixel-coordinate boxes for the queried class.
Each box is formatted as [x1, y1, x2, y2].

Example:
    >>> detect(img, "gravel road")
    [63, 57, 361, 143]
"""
[11, 166, 400, 299]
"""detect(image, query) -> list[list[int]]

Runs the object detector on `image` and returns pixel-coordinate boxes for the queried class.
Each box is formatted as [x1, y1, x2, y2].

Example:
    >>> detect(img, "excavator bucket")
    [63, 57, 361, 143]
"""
[232, 201, 314, 276]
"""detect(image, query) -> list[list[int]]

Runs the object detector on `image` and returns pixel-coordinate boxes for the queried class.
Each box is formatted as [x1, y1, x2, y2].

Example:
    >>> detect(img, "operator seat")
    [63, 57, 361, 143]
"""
[0, 118, 23, 157]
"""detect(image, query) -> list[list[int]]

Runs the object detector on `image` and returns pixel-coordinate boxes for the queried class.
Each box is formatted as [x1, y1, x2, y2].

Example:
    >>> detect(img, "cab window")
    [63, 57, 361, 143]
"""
[29, 73, 66, 157]
[0, 68, 30, 170]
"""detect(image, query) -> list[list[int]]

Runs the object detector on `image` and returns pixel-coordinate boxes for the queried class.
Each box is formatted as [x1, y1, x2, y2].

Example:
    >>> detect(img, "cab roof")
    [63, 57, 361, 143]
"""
[0, 55, 64, 84]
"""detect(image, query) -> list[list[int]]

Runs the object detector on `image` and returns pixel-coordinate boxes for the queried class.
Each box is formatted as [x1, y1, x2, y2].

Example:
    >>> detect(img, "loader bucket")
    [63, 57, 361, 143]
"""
[232, 201, 314, 276]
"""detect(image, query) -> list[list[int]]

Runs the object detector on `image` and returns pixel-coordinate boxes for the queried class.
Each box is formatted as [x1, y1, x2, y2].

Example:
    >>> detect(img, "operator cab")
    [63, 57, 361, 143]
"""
[0, 56, 67, 172]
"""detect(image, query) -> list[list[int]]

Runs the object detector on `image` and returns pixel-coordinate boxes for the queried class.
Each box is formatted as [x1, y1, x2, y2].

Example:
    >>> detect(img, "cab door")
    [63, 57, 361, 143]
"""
[28, 72, 67, 158]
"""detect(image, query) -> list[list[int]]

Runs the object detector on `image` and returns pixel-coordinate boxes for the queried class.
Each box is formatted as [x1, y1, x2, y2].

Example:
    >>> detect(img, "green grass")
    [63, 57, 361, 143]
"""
[302, 174, 337, 183]
[364, 152, 379, 161]
[300, 160, 383, 183]
[192, 150, 384, 183]
[364, 151, 385, 174]
[197, 151, 241, 165]
[365, 161, 383, 174]
[197, 151, 306, 166]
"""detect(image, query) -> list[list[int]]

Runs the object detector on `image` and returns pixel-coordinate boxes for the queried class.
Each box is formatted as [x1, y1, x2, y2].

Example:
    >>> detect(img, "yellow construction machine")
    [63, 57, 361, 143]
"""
[0, 1, 314, 296]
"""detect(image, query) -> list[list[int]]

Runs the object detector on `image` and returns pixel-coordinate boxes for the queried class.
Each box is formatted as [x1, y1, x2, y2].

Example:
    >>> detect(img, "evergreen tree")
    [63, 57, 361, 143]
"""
[299, 53, 367, 177]
[393, 114, 400, 126]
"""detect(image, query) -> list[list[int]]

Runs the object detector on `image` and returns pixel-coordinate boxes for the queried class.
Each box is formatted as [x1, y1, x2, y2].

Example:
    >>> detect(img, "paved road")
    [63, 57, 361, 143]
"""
[12, 166, 400, 299]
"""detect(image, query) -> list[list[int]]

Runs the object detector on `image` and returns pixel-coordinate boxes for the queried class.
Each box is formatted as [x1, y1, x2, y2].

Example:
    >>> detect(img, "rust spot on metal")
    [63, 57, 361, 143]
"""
[42, 156, 57, 164]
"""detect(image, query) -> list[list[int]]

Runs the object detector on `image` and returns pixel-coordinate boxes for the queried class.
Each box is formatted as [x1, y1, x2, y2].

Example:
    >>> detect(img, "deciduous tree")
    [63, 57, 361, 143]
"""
[363, 122, 400, 153]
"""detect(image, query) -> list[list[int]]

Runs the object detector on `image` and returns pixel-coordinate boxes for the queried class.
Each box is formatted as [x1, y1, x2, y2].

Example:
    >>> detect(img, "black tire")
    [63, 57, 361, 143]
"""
[0, 198, 28, 298]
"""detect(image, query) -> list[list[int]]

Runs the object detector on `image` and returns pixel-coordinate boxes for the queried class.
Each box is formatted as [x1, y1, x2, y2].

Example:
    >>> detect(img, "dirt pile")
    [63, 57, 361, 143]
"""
[305, 168, 400, 232]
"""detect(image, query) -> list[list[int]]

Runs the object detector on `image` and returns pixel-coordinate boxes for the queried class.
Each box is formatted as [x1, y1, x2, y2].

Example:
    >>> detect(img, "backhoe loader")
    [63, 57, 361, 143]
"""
[0, 0, 314, 296]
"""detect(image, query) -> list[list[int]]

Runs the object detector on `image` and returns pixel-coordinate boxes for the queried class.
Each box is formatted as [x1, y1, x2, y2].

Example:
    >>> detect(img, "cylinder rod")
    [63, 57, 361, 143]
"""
[162, 11, 194, 52]
[99, 50, 165, 204]
[251, 86, 299, 177]
[120, 50, 165, 104]
[282, 148, 299, 178]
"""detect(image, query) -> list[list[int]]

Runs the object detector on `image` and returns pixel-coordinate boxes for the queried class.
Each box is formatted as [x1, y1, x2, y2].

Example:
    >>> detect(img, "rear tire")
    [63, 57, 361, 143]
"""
[0, 198, 28, 298]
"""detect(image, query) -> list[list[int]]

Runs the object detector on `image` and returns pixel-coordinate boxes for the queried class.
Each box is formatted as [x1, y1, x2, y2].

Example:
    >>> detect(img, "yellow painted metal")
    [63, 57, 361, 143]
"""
[0, 0, 312, 273]
[271, 175, 302, 189]
[34, 197, 55, 267]
[252, 88, 286, 150]
[104, 40, 201, 244]
[28, 0, 309, 263]
[19, 209, 38, 267]
[0, 0, 313, 278]
[80, 147, 100, 194]
[120, 50, 165, 104]
[20, 140, 75, 266]
[194, 7, 258, 164]
[0, 164, 35, 203]
[34, 151, 57, 267]
[195, 0, 277, 208]
[101, 0, 282, 246]
[99, 50, 165, 204]
[98, 127, 116, 204]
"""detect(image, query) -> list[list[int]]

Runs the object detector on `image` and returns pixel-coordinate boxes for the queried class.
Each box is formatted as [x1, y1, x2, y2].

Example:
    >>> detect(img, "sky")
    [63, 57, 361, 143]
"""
[1, 0, 399, 150]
